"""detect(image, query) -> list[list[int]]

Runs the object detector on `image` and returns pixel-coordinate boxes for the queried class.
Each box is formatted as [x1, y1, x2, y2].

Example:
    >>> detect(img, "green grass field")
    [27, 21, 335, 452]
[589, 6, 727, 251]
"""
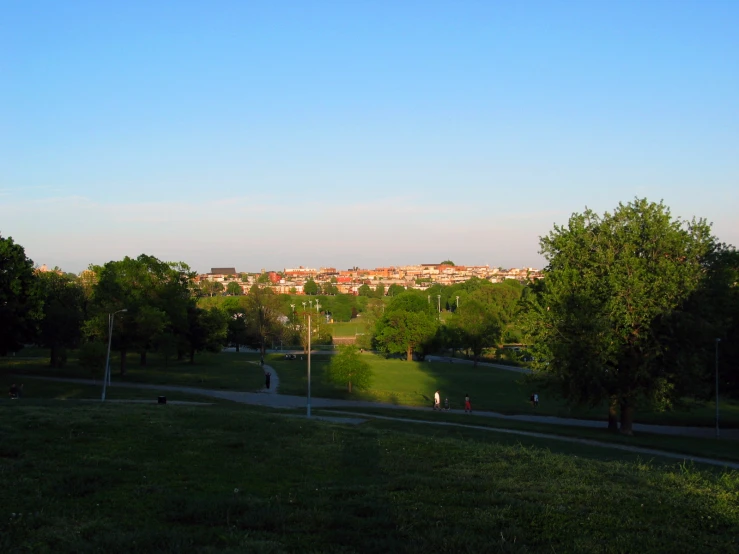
[5, 347, 739, 429]
[0, 401, 736, 553]
[326, 320, 368, 337]
[267, 352, 739, 428]
[319, 407, 739, 464]
[1, 350, 265, 392]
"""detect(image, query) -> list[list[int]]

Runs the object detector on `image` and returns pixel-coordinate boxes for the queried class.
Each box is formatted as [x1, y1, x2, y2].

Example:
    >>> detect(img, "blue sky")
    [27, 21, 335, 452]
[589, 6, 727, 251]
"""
[1, 0, 737, 273]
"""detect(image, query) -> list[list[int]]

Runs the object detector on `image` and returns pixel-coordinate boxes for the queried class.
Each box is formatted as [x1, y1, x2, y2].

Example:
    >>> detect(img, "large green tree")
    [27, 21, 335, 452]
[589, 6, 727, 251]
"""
[453, 297, 504, 366]
[185, 305, 228, 363]
[374, 292, 438, 361]
[244, 284, 283, 356]
[0, 235, 40, 355]
[524, 199, 720, 434]
[89, 255, 195, 373]
[303, 279, 319, 295]
[326, 345, 373, 393]
[36, 272, 86, 367]
[226, 281, 243, 296]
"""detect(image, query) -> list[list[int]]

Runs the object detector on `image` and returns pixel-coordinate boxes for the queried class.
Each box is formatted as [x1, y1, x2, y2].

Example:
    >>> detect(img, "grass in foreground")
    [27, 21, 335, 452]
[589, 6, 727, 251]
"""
[0, 402, 737, 553]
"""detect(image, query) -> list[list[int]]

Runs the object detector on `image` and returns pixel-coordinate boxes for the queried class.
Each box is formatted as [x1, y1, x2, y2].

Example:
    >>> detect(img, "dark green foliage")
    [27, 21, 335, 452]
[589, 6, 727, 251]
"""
[374, 293, 439, 360]
[88, 255, 197, 371]
[523, 198, 724, 433]
[303, 278, 319, 295]
[35, 272, 87, 367]
[0, 235, 40, 355]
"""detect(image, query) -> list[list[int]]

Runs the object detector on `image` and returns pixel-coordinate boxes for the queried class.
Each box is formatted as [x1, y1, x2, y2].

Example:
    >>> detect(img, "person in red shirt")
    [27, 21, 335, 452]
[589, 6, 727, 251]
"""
[464, 393, 471, 413]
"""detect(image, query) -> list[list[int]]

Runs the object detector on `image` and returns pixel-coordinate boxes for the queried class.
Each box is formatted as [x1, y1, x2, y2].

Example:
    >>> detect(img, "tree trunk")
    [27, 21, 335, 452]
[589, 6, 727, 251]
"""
[50, 344, 59, 368]
[120, 349, 127, 376]
[236, 344, 240, 352]
[608, 396, 619, 432]
[473, 351, 479, 367]
[348, 381, 352, 393]
[407, 345, 413, 361]
[619, 400, 634, 435]
[140, 351, 147, 366]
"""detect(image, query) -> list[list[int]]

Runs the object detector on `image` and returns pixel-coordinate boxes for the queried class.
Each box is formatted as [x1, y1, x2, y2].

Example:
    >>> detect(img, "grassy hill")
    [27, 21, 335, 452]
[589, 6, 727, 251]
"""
[0, 401, 737, 553]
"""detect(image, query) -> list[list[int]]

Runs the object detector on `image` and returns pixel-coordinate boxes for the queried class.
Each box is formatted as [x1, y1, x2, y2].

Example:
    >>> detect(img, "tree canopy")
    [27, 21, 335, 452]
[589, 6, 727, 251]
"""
[373, 292, 438, 360]
[523, 198, 722, 434]
[326, 345, 372, 393]
[0, 235, 40, 355]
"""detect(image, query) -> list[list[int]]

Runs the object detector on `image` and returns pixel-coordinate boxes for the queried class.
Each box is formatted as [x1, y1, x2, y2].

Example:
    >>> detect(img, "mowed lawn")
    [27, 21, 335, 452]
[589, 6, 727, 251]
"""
[327, 320, 368, 337]
[268, 352, 739, 428]
[0, 402, 736, 553]
[0, 350, 266, 392]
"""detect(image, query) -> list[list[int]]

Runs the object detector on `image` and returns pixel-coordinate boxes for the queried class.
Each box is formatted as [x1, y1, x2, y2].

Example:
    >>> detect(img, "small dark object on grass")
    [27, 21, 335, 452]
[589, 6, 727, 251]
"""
[158, 396, 167, 404]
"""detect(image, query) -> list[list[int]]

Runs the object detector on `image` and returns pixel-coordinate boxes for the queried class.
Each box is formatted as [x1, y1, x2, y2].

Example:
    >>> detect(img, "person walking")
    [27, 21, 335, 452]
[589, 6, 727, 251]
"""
[464, 393, 471, 413]
[265, 371, 271, 390]
[433, 390, 441, 411]
[533, 392, 539, 407]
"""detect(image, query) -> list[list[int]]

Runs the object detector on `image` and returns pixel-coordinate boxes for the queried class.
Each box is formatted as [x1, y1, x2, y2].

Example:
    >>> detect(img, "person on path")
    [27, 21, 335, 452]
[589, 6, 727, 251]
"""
[265, 371, 271, 390]
[464, 393, 471, 413]
[433, 390, 441, 411]
[533, 393, 539, 407]
[444, 397, 450, 411]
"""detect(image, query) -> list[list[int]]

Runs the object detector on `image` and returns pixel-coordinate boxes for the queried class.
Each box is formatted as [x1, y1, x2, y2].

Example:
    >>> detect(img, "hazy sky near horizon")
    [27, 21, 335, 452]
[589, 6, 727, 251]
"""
[2, 1, 737, 274]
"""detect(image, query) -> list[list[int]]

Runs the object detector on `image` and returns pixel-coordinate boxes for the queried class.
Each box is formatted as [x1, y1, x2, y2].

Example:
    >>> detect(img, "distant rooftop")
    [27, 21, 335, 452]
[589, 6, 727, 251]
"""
[210, 267, 237, 275]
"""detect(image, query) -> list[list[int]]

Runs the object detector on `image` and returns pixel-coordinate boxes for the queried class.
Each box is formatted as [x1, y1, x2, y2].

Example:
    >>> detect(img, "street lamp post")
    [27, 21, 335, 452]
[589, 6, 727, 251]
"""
[437, 294, 441, 315]
[456, 296, 460, 309]
[716, 338, 721, 439]
[316, 301, 321, 313]
[307, 312, 312, 418]
[101, 308, 127, 401]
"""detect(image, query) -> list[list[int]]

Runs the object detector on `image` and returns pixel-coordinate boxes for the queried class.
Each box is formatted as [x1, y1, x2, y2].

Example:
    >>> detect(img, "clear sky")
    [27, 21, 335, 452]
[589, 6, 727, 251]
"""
[1, 0, 737, 274]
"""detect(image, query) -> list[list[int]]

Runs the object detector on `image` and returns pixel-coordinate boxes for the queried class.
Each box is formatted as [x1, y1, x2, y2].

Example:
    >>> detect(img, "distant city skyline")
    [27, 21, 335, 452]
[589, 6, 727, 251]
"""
[2, 2, 737, 274]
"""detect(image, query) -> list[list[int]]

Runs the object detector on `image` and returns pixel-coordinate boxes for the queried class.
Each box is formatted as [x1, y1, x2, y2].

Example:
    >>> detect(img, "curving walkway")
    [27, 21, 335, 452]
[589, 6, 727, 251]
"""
[11, 374, 739, 469]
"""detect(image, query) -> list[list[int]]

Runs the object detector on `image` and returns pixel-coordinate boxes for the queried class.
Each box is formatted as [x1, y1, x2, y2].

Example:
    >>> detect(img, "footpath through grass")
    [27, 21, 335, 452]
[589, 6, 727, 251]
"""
[321, 407, 739, 465]
[1, 402, 737, 553]
[268, 352, 739, 428]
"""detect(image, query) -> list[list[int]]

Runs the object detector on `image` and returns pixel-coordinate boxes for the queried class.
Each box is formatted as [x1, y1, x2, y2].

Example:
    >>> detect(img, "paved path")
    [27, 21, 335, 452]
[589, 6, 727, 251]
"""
[16, 374, 739, 440]
[13, 375, 739, 468]
[327, 411, 739, 470]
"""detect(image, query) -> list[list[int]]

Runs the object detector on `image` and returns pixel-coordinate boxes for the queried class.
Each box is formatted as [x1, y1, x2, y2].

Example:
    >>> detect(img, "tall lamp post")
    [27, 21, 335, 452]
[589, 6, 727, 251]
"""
[437, 294, 441, 315]
[716, 338, 721, 439]
[101, 308, 127, 401]
[307, 312, 312, 418]
[456, 296, 460, 309]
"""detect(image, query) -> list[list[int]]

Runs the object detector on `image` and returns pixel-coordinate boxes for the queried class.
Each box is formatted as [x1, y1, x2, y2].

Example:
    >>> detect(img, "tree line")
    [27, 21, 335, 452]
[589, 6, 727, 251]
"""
[2, 198, 737, 435]
[367, 199, 738, 434]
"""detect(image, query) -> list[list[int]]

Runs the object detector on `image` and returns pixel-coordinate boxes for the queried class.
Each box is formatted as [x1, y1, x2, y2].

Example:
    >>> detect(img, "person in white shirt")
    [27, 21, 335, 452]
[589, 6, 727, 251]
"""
[434, 390, 441, 410]
[533, 393, 539, 407]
